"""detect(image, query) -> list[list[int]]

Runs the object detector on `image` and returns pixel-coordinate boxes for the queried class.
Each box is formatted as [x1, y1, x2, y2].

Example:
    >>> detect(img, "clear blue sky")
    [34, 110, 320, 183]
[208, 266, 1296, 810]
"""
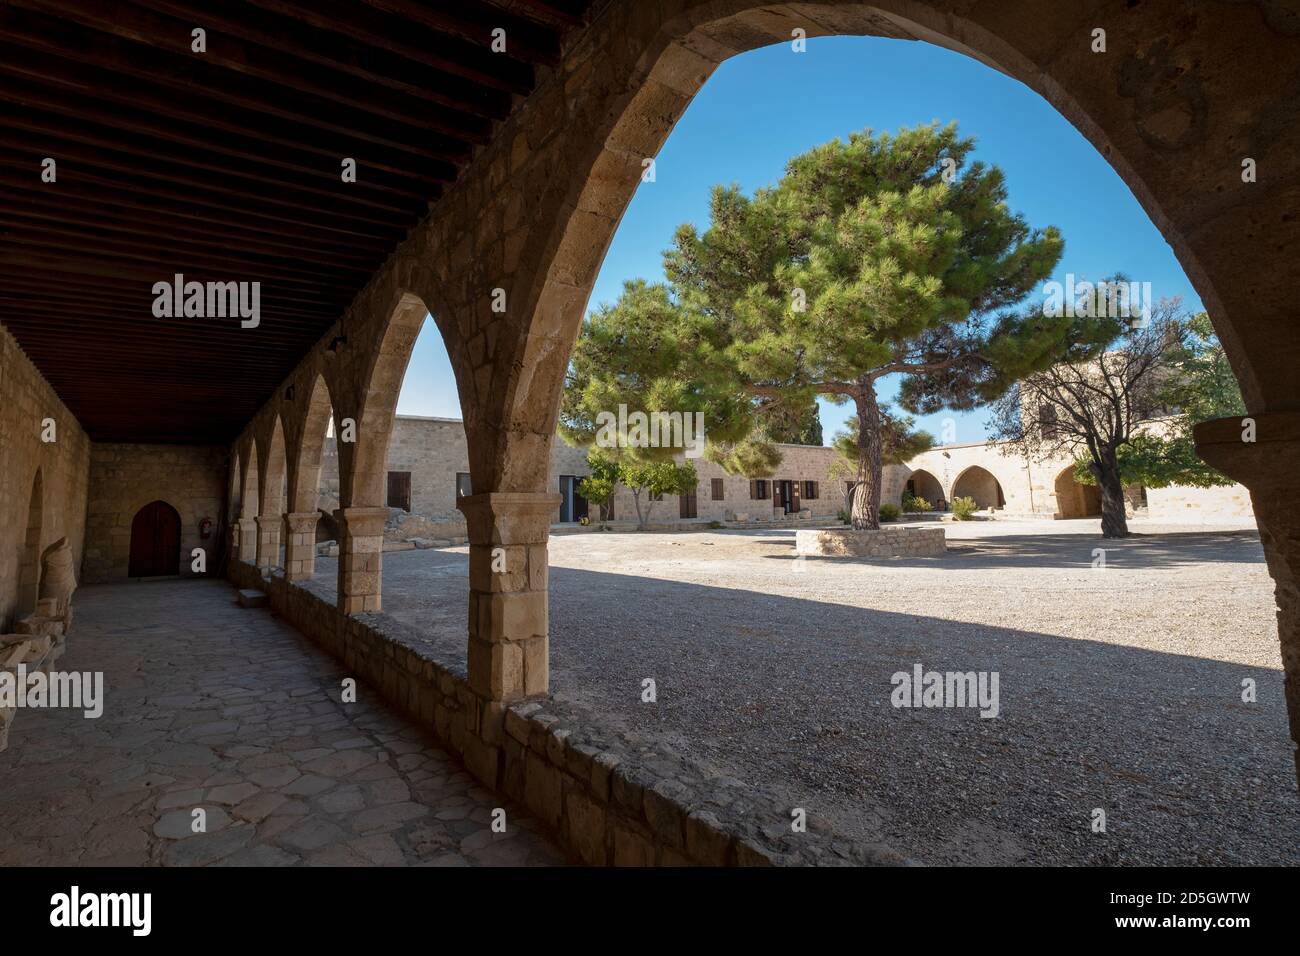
[397, 35, 1202, 445]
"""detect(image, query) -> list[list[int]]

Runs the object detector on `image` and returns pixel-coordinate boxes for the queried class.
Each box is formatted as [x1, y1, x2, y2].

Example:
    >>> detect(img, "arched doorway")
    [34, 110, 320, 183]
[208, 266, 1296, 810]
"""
[129, 500, 181, 578]
[17, 469, 44, 617]
[1054, 466, 1101, 519]
[951, 466, 1005, 511]
[903, 469, 944, 509]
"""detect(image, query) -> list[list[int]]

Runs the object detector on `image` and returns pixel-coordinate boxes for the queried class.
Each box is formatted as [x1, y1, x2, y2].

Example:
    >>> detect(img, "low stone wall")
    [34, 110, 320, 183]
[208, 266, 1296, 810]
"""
[796, 526, 947, 558]
[227, 560, 901, 867]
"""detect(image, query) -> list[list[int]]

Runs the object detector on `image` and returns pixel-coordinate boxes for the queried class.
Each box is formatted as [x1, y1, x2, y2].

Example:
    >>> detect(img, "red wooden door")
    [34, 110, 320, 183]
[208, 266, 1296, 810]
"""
[129, 500, 181, 577]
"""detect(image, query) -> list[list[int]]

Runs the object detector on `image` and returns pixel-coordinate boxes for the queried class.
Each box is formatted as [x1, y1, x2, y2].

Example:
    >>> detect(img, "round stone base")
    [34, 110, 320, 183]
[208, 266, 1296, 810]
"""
[795, 526, 946, 558]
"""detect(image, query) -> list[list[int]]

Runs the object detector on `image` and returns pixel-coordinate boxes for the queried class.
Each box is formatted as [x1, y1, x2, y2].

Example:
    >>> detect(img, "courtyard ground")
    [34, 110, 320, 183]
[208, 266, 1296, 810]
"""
[318, 516, 1298, 866]
[0, 579, 566, 866]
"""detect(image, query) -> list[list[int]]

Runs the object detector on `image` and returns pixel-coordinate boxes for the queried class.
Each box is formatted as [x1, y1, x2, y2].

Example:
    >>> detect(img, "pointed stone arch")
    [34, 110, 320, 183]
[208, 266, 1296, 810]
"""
[281, 372, 339, 582]
[903, 468, 944, 509]
[951, 465, 1006, 511]
[1054, 465, 1101, 519]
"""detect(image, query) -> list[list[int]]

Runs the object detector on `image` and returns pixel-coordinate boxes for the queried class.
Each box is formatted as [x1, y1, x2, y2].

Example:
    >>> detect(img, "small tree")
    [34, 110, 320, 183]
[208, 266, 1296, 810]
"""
[1071, 311, 1244, 492]
[622, 460, 698, 530]
[991, 297, 1188, 538]
[577, 452, 620, 524]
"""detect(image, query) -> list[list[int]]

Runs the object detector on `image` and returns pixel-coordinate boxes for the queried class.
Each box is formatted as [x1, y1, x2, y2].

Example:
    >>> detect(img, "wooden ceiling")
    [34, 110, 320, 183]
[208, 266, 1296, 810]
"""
[0, 0, 591, 443]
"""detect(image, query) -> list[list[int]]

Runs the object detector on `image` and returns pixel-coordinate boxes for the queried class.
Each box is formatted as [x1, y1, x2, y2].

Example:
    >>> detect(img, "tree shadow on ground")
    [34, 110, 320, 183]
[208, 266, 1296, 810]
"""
[314, 540, 1295, 865]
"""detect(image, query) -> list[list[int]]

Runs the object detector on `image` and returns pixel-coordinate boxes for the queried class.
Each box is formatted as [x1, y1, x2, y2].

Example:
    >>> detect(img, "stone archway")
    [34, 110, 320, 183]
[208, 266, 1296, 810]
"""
[16, 469, 44, 619]
[951, 466, 1005, 511]
[255, 415, 288, 569]
[904, 469, 944, 509]
[218, 0, 1300, 779]
[128, 500, 181, 578]
[237, 441, 259, 563]
[452, 1, 1297, 726]
[282, 372, 337, 583]
[1054, 465, 1101, 519]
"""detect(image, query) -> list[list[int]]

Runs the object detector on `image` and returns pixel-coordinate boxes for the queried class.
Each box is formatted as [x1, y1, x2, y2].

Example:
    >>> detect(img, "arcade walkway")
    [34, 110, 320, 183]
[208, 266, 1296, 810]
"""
[0, 579, 565, 867]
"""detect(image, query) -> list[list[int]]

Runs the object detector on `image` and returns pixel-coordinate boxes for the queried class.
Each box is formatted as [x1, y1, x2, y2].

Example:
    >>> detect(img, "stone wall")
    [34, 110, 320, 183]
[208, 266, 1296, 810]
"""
[0, 324, 91, 631]
[796, 526, 947, 558]
[1147, 482, 1254, 521]
[229, 560, 900, 866]
[82, 444, 229, 585]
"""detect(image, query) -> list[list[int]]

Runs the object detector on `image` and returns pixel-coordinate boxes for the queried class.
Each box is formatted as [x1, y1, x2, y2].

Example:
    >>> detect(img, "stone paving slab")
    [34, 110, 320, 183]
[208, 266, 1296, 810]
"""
[0, 579, 567, 867]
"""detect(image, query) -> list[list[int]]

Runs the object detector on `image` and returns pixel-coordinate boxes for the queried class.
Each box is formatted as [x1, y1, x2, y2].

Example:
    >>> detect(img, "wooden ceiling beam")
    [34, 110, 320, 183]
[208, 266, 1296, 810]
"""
[0, 4, 493, 150]
[132, 0, 516, 116]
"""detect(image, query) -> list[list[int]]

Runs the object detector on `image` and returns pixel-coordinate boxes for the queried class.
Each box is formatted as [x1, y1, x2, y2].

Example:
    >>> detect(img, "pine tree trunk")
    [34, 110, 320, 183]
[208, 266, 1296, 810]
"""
[1090, 451, 1129, 539]
[850, 385, 884, 532]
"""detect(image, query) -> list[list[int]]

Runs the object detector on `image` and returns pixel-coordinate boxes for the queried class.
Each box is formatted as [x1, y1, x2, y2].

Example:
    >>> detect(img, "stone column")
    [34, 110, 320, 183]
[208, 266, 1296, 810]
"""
[457, 492, 559, 702]
[282, 512, 320, 583]
[335, 506, 388, 614]
[236, 518, 257, 564]
[255, 515, 281, 569]
[1195, 412, 1300, 789]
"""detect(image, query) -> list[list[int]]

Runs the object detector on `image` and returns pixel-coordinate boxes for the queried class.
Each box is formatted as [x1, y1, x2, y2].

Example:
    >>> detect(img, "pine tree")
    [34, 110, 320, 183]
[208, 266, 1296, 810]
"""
[565, 123, 1071, 530]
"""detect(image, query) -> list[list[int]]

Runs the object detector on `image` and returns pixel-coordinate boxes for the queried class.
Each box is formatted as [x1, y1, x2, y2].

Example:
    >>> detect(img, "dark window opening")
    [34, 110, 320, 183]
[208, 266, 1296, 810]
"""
[387, 471, 412, 512]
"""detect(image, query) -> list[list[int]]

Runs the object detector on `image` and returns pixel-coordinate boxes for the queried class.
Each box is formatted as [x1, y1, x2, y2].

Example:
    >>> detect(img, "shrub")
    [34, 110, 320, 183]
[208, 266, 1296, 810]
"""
[707, 520, 724, 529]
[837, 509, 851, 524]
[878, 503, 901, 522]
[951, 496, 979, 520]
[901, 493, 932, 513]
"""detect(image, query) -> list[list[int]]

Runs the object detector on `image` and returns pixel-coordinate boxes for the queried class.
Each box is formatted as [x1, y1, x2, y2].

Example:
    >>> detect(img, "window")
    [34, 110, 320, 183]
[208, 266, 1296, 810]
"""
[455, 472, 472, 498]
[749, 479, 770, 500]
[711, 478, 724, 501]
[386, 471, 411, 511]
[803, 480, 819, 500]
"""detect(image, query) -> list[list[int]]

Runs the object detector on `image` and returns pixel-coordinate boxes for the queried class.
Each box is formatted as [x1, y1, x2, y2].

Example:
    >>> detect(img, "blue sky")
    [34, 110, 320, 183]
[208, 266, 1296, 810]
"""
[397, 35, 1202, 445]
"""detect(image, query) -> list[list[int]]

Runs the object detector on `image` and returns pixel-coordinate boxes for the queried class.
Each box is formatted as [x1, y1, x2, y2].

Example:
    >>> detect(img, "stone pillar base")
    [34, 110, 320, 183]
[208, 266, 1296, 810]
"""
[336, 506, 388, 614]
[283, 512, 320, 582]
[255, 514, 281, 569]
[457, 492, 560, 702]
[1196, 412, 1300, 789]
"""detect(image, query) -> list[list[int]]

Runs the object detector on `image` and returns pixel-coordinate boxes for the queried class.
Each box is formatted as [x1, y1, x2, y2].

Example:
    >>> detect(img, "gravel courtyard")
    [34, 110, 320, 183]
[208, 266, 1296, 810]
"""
[316, 518, 1298, 866]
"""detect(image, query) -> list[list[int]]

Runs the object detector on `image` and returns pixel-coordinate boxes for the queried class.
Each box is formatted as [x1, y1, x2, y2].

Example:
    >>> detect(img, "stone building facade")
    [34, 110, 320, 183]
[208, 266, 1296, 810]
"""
[332, 413, 1254, 531]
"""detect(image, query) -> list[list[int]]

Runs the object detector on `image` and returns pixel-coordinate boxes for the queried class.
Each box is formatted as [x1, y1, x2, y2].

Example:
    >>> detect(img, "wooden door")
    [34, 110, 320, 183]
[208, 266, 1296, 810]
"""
[679, 492, 697, 519]
[129, 500, 181, 577]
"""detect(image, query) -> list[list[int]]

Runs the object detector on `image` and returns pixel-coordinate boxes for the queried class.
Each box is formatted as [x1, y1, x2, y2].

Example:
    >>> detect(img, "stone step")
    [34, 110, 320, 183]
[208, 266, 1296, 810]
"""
[237, 589, 268, 608]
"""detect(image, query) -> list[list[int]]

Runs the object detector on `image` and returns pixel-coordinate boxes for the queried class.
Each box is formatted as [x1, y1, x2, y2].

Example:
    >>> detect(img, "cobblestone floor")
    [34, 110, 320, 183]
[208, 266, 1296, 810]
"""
[318, 518, 1299, 866]
[0, 578, 566, 867]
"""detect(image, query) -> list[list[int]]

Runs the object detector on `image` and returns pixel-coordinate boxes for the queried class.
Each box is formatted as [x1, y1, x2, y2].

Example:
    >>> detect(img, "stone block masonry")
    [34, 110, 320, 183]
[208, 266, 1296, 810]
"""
[228, 559, 904, 867]
[796, 527, 947, 558]
[81, 444, 228, 585]
[0, 324, 91, 631]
